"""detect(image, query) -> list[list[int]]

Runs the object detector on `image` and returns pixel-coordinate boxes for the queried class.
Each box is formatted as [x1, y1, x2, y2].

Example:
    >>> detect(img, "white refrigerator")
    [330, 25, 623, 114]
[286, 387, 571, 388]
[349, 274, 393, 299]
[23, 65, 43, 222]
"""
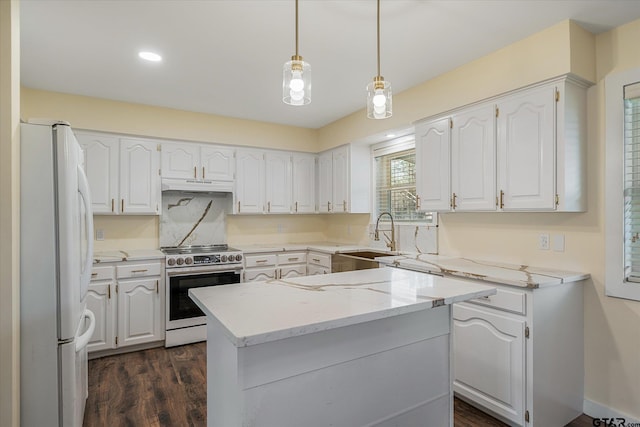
[20, 120, 95, 427]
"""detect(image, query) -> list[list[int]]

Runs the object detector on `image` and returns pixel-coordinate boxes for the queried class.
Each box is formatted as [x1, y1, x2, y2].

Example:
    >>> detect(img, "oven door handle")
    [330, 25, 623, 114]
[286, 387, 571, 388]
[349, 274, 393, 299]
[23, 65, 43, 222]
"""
[166, 265, 243, 277]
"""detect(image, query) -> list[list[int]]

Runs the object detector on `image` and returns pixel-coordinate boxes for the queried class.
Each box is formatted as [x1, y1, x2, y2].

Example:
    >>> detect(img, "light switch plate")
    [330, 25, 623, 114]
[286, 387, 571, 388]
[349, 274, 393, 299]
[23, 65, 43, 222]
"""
[96, 229, 105, 241]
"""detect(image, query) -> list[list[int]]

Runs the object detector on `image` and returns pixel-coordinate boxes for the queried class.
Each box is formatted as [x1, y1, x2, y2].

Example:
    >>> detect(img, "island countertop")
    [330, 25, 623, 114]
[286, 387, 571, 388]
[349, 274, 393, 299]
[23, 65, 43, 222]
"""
[189, 268, 496, 348]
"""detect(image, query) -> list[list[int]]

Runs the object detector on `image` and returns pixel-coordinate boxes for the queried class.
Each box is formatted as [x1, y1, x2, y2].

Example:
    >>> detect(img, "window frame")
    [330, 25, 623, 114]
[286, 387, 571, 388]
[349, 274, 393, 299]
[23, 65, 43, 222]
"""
[370, 136, 437, 226]
[605, 67, 640, 301]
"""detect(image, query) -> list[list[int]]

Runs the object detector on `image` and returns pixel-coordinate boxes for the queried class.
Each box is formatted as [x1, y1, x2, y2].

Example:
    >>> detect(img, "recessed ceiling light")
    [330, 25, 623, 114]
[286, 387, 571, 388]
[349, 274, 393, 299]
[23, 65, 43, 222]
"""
[386, 133, 396, 138]
[138, 51, 162, 62]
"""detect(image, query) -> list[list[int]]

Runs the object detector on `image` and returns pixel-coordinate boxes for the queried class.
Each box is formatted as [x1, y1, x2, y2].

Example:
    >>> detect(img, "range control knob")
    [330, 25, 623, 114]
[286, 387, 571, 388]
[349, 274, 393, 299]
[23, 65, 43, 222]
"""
[176, 257, 184, 266]
[235, 254, 243, 262]
[221, 255, 228, 263]
[167, 258, 176, 266]
[185, 257, 193, 265]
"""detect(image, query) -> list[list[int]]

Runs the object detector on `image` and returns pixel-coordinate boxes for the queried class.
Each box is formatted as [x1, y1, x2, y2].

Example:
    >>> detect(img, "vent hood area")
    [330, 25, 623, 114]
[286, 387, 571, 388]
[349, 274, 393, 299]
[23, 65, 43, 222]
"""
[161, 177, 234, 193]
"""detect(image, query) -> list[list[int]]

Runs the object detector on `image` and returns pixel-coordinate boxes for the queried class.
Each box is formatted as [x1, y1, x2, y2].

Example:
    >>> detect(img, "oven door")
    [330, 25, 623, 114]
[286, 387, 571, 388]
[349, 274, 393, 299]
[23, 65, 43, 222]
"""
[165, 264, 242, 330]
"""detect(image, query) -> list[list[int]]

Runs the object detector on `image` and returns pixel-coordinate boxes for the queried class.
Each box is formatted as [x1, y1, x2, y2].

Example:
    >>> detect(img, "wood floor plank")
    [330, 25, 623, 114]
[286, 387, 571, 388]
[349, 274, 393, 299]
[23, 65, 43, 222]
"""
[83, 342, 591, 427]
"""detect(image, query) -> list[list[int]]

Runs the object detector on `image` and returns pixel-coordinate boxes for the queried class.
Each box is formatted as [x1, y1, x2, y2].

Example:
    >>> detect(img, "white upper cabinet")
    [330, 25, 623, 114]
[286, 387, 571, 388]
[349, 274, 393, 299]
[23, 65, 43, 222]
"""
[160, 143, 200, 180]
[317, 152, 333, 213]
[451, 103, 497, 211]
[291, 153, 316, 213]
[265, 152, 292, 213]
[77, 132, 160, 215]
[201, 146, 235, 181]
[161, 142, 234, 182]
[497, 86, 555, 211]
[235, 149, 265, 214]
[415, 117, 451, 212]
[120, 139, 160, 215]
[77, 132, 119, 214]
[317, 144, 370, 214]
[415, 74, 588, 213]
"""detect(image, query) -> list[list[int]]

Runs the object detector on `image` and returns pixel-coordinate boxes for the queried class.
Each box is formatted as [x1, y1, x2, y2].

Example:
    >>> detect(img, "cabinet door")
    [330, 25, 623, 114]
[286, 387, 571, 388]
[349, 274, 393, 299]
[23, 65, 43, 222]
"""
[453, 303, 526, 426]
[77, 132, 119, 214]
[332, 146, 350, 212]
[86, 282, 116, 352]
[292, 153, 316, 213]
[119, 139, 160, 215]
[279, 265, 307, 279]
[235, 149, 265, 213]
[117, 278, 162, 347]
[201, 145, 235, 181]
[497, 86, 555, 210]
[451, 104, 496, 211]
[264, 152, 292, 213]
[317, 152, 333, 213]
[415, 117, 451, 211]
[161, 142, 199, 180]
[307, 264, 330, 275]
[244, 267, 276, 282]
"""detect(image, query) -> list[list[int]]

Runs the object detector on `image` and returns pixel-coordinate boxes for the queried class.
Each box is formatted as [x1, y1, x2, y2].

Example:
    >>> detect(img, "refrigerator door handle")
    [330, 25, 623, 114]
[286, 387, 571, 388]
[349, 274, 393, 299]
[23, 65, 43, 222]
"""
[78, 165, 94, 292]
[75, 309, 95, 352]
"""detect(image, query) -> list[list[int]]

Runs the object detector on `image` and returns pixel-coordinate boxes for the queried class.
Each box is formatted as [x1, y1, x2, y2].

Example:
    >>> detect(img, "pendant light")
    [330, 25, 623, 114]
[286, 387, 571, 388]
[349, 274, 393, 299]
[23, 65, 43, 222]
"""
[367, 0, 392, 119]
[283, 0, 311, 106]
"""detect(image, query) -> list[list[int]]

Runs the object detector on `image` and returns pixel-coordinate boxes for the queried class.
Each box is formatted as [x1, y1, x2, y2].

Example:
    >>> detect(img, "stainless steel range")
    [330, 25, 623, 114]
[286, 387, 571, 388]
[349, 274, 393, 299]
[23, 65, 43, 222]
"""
[162, 244, 243, 347]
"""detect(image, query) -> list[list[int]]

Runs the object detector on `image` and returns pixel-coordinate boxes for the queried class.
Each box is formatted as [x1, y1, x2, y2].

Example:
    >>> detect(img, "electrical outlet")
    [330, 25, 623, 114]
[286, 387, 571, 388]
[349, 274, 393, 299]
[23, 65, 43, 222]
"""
[538, 233, 550, 250]
[96, 229, 105, 241]
[277, 223, 283, 233]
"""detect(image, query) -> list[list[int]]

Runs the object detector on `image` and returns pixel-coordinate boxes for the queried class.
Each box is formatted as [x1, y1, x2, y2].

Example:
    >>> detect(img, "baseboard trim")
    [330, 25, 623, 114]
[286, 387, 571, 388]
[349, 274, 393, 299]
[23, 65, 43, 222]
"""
[584, 398, 640, 423]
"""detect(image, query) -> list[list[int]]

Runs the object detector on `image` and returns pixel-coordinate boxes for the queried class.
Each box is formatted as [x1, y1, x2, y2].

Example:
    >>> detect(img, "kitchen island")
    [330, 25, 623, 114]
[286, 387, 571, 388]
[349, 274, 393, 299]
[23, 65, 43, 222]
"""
[189, 267, 496, 427]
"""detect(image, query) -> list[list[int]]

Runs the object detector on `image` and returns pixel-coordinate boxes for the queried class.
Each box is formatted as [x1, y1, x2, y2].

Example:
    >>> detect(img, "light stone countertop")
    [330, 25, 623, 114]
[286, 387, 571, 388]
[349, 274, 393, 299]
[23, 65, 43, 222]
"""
[377, 253, 589, 288]
[93, 249, 165, 263]
[189, 268, 496, 348]
[235, 242, 397, 255]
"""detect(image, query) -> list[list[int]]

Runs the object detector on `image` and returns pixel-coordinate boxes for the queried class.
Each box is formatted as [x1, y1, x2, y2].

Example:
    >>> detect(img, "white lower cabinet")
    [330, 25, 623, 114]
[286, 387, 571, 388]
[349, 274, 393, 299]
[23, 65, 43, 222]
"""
[452, 281, 584, 426]
[243, 251, 307, 281]
[87, 259, 164, 355]
[86, 274, 116, 353]
[307, 251, 331, 275]
[117, 278, 163, 347]
[453, 304, 525, 424]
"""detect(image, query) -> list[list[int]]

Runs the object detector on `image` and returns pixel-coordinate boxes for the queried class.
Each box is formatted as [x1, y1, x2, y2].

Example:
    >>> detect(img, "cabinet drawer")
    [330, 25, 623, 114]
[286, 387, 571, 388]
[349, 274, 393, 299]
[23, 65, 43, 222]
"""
[277, 252, 307, 265]
[308, 252, 331, 268]
[245, 254, 277, 268]
[467, 287, 526, 315]
[116, 262, 162, 279]
[244, 267, 276, 282]
[91, 265, 115, 281]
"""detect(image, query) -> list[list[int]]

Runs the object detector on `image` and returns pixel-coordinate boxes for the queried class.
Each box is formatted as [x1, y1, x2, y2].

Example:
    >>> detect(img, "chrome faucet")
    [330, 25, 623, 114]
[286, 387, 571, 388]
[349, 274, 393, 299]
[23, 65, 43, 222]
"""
[374, 211, 396, 252]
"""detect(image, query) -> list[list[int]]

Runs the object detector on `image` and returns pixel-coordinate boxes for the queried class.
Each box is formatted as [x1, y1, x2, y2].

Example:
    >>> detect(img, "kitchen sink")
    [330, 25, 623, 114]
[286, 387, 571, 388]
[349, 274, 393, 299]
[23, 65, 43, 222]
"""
[337, 250, 399, 260]
[331, 250, 400, 272]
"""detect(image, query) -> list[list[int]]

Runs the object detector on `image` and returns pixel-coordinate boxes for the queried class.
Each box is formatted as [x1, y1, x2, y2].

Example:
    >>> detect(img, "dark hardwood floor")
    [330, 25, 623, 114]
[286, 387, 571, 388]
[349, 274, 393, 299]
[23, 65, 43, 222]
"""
[84, 342, 593, 427]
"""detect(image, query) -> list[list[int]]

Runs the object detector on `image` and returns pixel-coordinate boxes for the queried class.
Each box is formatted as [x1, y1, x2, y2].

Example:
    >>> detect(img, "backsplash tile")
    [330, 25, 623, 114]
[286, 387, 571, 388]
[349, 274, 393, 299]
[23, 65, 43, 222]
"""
[160, 191, 231, 247]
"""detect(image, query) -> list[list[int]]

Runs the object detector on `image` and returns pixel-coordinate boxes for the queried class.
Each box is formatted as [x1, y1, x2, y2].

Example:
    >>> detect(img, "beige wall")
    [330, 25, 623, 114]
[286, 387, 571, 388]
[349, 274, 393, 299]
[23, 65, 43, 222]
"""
[0, 1, 20, 426]
[21, 88, 318, 152]
[17, 16, 640, 418]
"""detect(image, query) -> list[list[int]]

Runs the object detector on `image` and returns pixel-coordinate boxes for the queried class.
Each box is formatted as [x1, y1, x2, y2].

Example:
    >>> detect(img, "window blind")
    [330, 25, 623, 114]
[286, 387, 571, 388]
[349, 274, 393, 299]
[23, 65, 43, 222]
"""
[624, 82, 640, 282]
[374, 148, 431, 221]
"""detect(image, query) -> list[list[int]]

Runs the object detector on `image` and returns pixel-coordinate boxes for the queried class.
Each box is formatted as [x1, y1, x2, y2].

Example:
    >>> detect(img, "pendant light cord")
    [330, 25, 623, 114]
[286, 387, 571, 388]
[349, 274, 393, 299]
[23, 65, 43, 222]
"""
[377, 0, 380, 78]
[295, 0, 299, 57]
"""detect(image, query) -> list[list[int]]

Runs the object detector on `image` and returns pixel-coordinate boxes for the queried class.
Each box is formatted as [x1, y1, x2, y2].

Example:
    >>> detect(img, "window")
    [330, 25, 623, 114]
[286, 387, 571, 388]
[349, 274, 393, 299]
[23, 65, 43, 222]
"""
[373, 139, 433, 222]
[605, 67, 640, 301]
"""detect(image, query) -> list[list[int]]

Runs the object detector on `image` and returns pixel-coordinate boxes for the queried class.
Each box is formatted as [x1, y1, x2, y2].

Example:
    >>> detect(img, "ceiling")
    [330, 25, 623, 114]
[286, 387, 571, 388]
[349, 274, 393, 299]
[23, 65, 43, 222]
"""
[20, 0, 640, 129]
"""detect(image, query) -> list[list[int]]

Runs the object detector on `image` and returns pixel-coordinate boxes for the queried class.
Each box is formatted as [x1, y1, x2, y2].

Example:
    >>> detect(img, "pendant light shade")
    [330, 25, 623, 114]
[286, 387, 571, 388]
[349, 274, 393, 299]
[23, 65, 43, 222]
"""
[283, 0, 311, 105]
[367, 0, 392, 119]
